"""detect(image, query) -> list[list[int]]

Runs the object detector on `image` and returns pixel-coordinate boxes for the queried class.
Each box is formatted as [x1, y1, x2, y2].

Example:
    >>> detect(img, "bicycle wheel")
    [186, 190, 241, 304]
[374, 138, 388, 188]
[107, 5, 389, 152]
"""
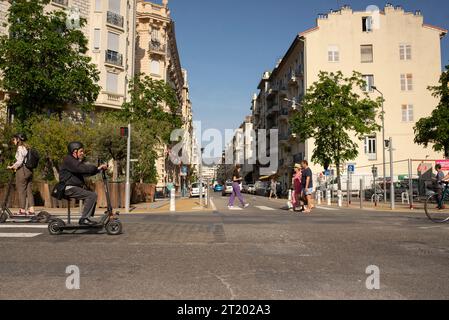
[425, 193, 449, 223]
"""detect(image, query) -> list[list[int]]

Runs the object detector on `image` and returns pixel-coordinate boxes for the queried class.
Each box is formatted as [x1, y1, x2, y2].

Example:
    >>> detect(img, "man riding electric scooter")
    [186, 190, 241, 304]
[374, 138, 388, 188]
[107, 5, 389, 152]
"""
[59, 142, 108, 226]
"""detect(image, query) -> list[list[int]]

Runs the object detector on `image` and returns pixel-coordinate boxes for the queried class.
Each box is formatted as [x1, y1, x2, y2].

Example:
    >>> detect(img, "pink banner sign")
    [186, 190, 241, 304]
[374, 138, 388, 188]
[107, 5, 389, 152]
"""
[436, 160, 449, 171]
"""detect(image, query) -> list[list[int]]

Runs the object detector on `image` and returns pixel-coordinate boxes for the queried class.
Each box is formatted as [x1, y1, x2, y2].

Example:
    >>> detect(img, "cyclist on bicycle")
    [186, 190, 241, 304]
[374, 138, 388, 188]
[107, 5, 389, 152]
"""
[435, 164, 449, 210]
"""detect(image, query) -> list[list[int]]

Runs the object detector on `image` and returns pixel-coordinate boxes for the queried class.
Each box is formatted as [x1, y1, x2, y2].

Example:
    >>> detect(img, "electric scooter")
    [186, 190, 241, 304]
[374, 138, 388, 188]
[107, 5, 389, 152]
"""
[47, 169, 122, 236]
[0, 172, 51, 224]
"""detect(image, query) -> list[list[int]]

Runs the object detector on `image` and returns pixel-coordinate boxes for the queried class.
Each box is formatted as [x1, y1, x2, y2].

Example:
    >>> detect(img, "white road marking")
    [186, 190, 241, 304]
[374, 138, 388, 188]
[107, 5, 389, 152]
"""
[0, 225, 48, 229]
[0, 233, 42, 238]
[210, 198, 217, 211]
[315, 206, 339, 211]
[255, 206, 276, 211]
[228, 207, 243, 211]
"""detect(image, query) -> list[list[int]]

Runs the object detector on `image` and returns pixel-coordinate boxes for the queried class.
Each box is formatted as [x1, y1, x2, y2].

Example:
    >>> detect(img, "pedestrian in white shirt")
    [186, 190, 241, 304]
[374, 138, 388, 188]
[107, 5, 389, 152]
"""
[7, 134, 35, 216]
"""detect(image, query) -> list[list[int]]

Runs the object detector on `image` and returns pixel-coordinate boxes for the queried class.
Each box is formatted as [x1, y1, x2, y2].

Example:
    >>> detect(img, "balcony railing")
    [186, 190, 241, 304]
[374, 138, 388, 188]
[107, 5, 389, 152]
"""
[149, 41, 166, 54]
[52, 0, 68, 7]
[105, 50, 123, 67]
[107, 11, 124, 28]
[280, 108, 289, 116]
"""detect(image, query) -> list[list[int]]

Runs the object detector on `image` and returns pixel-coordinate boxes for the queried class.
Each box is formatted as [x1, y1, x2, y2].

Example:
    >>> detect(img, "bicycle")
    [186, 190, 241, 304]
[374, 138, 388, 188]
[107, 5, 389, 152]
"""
[424, 181, 449, 223]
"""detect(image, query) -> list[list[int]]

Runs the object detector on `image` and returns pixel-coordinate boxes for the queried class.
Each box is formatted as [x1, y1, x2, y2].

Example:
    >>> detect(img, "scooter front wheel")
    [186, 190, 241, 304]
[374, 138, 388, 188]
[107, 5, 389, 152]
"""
[48, 219, 65, 235]
[105, 220, 122, 236]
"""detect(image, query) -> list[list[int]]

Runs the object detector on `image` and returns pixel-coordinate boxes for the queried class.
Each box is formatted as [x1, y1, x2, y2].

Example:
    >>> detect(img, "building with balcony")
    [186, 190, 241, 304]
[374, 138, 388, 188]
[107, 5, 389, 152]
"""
[0, 0, 136, 113]
[251, 4, 447, 187]
[135, 0, 190, 188]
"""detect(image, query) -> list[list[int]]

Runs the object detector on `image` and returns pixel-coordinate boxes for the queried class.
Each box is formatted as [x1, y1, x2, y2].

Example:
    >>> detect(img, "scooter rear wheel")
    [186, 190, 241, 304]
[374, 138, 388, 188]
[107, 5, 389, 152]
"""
[37, 211, 51, 223]
[48, 219, 65, 235]
[0, 210, 7, 224]
[106, 220, 122, 236]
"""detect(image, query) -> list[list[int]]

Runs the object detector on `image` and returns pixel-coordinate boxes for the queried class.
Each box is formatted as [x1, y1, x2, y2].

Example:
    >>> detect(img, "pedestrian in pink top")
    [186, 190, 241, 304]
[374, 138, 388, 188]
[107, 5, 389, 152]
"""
[291, 163, 303, 212]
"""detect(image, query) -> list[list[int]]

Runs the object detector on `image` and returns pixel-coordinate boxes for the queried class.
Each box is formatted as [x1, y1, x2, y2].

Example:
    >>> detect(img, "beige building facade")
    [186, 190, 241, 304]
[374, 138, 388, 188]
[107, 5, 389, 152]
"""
[0, 0, 137, 113]
[135, 0, 192, 188]
[252, 4, 447, 188]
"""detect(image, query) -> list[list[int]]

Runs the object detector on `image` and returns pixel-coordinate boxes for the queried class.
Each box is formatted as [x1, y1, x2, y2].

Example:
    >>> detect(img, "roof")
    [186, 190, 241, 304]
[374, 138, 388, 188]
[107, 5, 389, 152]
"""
[423, 24, 448, 38]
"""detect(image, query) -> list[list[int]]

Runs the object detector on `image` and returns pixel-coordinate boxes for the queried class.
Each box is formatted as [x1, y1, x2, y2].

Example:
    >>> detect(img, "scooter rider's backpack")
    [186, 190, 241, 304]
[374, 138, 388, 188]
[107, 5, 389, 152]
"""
[25, 148, 40, 170]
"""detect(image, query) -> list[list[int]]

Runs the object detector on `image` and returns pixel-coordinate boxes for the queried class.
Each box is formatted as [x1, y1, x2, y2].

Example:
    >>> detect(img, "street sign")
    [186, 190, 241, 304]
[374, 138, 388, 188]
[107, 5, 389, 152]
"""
[372, 166, 378, 176]
[347, 164, 355, 174]
[180, 165, 188, 177]
[324, 170, 331, 177]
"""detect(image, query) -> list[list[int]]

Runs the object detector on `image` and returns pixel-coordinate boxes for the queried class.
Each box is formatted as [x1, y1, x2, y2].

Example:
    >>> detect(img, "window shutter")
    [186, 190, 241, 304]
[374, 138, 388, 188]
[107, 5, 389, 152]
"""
[107, 32, 119, 52]
[106, 72, 118, 93]
[108, 0, 121, 14]
[93, 28, 100, 50]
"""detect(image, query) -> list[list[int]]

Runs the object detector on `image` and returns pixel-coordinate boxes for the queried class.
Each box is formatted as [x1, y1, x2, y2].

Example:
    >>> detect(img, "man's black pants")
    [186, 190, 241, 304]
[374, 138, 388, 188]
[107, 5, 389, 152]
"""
[64, 187, 97, 219]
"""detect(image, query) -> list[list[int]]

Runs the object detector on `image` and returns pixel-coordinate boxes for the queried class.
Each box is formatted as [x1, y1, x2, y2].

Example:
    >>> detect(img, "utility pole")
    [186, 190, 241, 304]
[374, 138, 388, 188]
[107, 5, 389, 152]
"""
[389, 137, 395, 210]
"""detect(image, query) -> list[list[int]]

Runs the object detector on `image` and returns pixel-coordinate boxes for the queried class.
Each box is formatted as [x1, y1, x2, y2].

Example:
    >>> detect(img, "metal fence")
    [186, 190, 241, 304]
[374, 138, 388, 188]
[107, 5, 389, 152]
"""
[312, 159, 448, 209]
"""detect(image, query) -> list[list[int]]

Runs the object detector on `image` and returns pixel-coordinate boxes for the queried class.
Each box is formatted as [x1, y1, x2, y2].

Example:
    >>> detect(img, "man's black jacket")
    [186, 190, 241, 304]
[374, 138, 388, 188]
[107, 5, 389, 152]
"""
[59, 155, 99, 187]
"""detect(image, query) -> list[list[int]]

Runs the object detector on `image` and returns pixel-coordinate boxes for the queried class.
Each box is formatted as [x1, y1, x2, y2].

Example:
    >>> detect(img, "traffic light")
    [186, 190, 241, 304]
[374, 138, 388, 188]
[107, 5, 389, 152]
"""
[120, 127, 129, 137]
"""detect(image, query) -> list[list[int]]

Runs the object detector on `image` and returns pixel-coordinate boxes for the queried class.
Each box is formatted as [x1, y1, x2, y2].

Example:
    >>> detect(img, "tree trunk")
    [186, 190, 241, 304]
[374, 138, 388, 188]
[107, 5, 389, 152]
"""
[336, 161, 342, 191]
[112, 159, 119, 182]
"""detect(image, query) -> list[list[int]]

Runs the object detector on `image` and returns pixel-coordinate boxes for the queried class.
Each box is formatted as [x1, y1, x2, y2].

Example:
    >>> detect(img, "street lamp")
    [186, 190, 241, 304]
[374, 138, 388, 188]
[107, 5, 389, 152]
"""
[371, 86, 387, 204]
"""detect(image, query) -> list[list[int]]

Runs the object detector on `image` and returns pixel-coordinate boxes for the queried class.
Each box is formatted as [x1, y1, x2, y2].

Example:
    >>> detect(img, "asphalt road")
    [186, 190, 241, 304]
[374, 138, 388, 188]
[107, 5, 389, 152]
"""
[0, 193, 448, 300]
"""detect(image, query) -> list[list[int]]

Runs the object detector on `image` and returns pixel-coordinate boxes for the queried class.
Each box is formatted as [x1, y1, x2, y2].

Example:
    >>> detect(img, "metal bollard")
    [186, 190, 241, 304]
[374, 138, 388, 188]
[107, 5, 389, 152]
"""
[170, 188, 176, 212]
[317, 190, 322, 205]
[327, 189, 331, 206]
[337, 190, 343, 207]
[287, 190, 293, 209]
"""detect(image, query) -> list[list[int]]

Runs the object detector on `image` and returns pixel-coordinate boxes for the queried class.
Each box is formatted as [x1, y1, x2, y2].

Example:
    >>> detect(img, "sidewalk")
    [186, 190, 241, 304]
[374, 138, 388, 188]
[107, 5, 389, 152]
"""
[30, 197, 213, 215]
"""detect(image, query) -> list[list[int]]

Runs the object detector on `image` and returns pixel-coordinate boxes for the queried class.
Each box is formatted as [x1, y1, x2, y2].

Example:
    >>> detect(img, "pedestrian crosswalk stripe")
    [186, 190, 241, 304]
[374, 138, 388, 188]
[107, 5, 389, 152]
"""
[0, 225, 48, 229]
[316, 206, 339, 211]
[255, 206, 276, 211]
[228, 207, 243, 210]
[0, 233, 42, 238]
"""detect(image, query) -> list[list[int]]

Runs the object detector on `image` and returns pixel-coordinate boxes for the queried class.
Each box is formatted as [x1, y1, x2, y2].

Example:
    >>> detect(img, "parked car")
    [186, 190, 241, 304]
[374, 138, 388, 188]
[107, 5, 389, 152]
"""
[190, 183, 206, 198]
[214, 184, 224, 192]
[241, 183, 249, 193]
[247, 184, 256, 195]
[222, 181, 234, 196]
[254, 181, 270, 197]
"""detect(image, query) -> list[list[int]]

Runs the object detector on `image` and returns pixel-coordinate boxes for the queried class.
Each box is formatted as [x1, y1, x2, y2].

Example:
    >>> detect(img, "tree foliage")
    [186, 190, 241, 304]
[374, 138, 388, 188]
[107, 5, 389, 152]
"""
[0, 0, 100, 122]
[414, 65, 449, 159]
[290, 71, 381, 189]
[120, 74, 182, 183]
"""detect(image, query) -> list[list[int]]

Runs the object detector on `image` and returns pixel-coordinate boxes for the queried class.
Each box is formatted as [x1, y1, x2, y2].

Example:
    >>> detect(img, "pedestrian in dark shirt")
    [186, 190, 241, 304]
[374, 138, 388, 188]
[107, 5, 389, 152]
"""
[59, 142, 108, 226]
[300, 160, 314, 213]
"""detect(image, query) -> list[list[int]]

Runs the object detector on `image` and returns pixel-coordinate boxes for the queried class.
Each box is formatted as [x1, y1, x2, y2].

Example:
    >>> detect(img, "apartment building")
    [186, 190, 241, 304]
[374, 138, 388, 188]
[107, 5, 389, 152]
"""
[0, 0, 136, 113]
[135, 0, 191, 188]
[252, 4, 447, 188]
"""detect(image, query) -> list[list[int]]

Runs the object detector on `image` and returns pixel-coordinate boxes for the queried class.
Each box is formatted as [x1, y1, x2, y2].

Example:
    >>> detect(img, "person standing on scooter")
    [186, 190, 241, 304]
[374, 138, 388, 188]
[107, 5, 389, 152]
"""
[59, 142, 108, 226]
[7, 133, 35, 216]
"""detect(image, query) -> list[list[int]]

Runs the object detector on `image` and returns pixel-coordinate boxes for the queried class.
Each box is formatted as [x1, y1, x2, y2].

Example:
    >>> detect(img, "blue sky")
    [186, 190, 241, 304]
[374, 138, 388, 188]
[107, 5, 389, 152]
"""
[164, 0, 449, 138]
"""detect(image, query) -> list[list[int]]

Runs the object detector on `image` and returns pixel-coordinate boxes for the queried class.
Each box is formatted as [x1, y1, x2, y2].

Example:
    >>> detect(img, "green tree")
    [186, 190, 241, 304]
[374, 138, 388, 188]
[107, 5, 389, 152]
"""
[0, 0, 100, 122]
[290, 71, 381, 190]
[414, 65, 449, 159]
[0, 117, 19, 184]
[120, 74, 182, 183]
[26, 114, 94, 181]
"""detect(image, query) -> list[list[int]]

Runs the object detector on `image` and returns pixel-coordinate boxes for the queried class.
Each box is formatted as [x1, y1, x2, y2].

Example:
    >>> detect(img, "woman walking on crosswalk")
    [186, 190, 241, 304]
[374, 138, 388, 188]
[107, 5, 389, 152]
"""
[228, 165, 249, 209]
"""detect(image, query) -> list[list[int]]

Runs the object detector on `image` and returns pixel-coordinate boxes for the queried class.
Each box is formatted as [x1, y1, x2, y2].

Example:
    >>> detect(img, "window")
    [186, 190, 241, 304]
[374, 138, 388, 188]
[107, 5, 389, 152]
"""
[107, 32, 119, 52]
[402, 104, 414, 122]
[400, 44, 412, 60]
[362, 17, 373, 32]
[361, 45, 373, 63]
[365, 136, 377, 159]
[328, 46, 339, 62]
[151, 59, 160, 75]
[93, 28, 100, 50]
[401, 74, 413, 91]
[106, 72, 118, 93]
[95, 0, 102, 11]
[363, 75, 374, 92]
[108, 0, 120, 14]
[151, 29, 159, 42]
